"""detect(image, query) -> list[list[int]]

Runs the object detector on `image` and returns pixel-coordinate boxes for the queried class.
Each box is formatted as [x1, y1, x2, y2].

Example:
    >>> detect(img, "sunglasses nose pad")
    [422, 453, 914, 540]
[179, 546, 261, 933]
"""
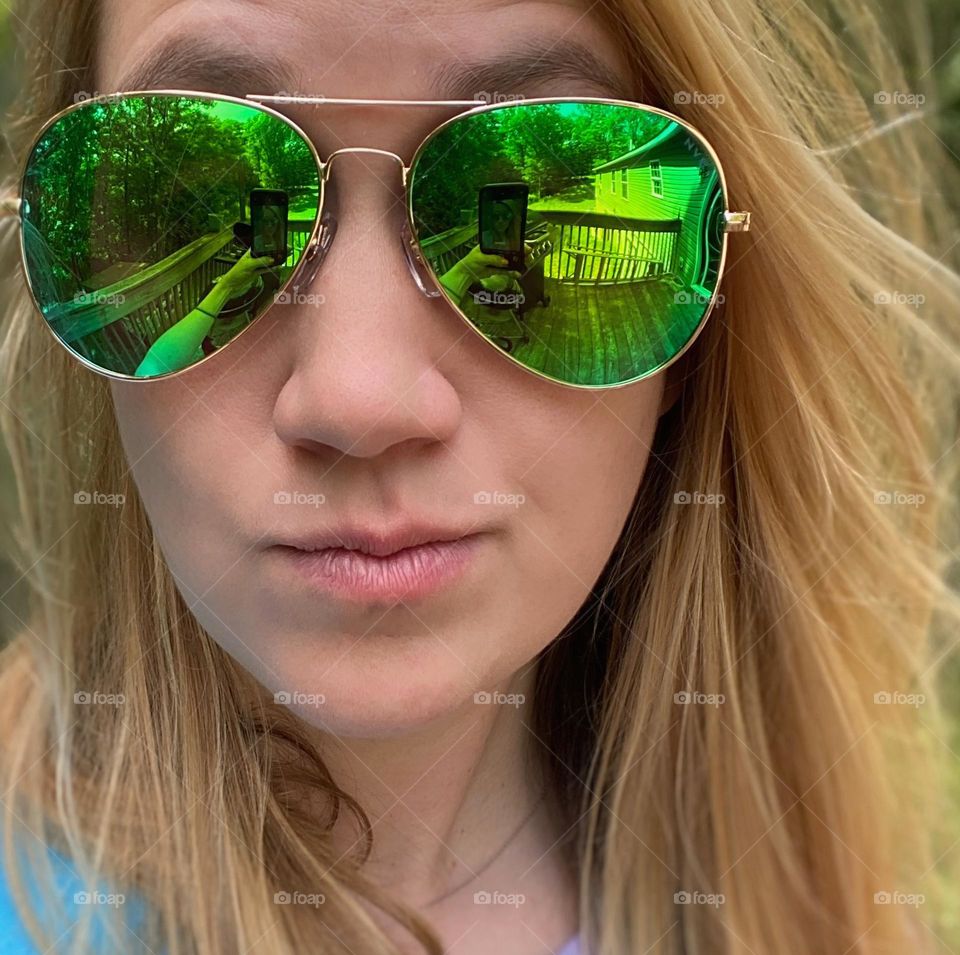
[401, 219, 442, 299]
[294, 209, 338, 290]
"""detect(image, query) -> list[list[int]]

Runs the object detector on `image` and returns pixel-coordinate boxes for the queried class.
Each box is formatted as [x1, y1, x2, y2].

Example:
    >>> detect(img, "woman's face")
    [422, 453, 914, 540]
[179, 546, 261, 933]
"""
[102, 0, 670, 737]
[493, 202, 514, 231]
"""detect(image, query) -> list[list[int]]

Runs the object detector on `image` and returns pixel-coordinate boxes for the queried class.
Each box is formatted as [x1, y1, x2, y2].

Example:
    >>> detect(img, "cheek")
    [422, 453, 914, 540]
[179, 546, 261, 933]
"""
[107, 367, 664, 736]
[108, 377, 264, 587]
[478, 376, 663, 637]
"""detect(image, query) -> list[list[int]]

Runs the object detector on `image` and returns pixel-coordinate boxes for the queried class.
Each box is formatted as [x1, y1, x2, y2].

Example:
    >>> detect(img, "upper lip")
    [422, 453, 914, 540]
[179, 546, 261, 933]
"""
[272, 523, 480, 558]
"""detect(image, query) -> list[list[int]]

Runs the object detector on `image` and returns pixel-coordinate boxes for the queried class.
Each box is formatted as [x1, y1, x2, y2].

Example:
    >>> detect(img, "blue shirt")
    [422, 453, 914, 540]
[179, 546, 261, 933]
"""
[0, 843, 149, 954]
[557, 933, 583, 955]
[0, 843, 583, 954]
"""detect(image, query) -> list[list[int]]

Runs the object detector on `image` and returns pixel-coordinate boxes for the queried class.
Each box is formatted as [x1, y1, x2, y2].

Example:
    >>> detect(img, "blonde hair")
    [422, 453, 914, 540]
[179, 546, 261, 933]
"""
[1, 0, 959, 952]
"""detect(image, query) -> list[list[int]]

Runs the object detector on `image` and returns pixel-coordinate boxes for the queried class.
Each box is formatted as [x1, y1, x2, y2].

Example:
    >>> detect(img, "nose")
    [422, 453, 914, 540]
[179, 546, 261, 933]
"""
[271, 151, 464, 460]
[297, 148, 440, 298]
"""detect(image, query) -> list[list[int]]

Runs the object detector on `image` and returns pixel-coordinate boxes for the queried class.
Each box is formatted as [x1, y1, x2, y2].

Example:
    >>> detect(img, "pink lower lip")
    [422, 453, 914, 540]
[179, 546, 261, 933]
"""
[273, 535, 482, 604]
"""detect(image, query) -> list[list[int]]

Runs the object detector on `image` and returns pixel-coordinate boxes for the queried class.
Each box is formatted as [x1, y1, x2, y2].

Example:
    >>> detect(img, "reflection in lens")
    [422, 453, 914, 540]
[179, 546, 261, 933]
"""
[21, 94, 321, 377]
[410, 102, 726, 387]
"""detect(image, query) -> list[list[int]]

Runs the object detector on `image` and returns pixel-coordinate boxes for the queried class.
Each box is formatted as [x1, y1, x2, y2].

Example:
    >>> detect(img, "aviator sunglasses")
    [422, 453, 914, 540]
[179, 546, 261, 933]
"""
[0, 92, 751, 388]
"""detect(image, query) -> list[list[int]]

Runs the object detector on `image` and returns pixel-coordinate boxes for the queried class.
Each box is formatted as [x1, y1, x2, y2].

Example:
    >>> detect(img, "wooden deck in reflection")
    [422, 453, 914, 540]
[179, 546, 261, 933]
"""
[463, 277, 709, 386]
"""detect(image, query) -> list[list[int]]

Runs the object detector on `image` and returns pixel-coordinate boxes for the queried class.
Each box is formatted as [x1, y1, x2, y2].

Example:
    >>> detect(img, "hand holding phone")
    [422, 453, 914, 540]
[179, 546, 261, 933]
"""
[218, 249, 276, 300]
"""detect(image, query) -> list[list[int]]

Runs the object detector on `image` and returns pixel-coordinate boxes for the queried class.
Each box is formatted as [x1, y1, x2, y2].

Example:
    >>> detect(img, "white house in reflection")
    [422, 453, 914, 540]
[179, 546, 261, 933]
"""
[589, 123, 723, 295]
[527, 122, 723, 294]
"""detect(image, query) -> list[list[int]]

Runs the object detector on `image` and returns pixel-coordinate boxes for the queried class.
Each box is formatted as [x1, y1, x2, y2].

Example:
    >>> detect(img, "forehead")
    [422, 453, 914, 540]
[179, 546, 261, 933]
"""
[96, 0, 634, 100]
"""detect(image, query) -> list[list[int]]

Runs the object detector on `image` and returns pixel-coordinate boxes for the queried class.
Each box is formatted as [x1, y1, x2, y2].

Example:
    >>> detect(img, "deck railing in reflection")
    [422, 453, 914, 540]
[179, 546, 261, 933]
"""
[417, 213, 682, 288]
[46, 212, 683, 372]
[535, 211, 682, 285]
[46, 221, 316, 373]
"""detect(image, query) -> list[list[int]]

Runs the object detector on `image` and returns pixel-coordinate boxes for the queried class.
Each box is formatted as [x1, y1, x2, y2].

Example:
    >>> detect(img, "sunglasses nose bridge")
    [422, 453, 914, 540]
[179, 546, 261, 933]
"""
[321, 146, 408, 184]
[313, 148, 440, 299]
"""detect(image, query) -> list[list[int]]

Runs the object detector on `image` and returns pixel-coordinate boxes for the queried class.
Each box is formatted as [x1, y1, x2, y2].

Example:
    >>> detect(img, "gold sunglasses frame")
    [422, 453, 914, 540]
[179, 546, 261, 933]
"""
[0, 91, 751, 389]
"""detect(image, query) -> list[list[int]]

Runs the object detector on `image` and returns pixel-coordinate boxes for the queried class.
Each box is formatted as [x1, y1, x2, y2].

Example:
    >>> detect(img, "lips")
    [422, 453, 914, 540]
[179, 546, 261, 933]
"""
[266, 521, 488, 603]
[274, 523, 477, 558]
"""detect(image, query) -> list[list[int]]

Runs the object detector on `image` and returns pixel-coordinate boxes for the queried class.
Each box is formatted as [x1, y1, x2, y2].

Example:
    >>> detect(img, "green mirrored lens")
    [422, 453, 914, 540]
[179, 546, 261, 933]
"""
[410, 101, 726, 387]
[21, 94, 321, 378]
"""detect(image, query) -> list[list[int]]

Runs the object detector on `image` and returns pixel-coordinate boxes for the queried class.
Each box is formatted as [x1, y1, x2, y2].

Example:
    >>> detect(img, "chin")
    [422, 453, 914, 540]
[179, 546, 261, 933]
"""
[223, 619, 493, 739]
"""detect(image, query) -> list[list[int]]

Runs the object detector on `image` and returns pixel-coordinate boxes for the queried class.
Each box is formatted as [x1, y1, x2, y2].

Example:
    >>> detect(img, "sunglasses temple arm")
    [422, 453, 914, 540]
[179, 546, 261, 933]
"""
[722, 211, 751, 232]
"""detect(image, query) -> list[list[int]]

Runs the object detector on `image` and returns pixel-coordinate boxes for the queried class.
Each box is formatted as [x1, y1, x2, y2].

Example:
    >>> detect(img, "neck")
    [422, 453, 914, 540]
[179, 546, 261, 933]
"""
[315, 665, 547, 904]
[286, 660, 581, 953]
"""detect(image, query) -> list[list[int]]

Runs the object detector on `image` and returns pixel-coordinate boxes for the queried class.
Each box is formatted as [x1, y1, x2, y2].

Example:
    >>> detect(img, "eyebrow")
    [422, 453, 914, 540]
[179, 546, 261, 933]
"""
[114, 38, 302, 94]
[113, 36, 630, 100]
[431, 40, 632, 100]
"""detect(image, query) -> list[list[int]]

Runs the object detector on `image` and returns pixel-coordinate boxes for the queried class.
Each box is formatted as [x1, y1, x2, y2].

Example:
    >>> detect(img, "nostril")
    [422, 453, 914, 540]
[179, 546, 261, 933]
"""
[401, 219, 442, 299]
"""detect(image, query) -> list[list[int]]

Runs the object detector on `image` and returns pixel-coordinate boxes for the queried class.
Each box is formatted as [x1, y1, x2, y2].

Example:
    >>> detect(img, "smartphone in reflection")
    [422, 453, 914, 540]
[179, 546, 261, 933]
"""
[250, 189, 289, 265]
[478, 182, 528, 271]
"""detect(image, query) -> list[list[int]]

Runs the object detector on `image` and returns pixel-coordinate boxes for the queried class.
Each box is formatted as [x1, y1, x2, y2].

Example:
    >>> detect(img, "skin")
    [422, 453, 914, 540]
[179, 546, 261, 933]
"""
[100, 2, 684, 951]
